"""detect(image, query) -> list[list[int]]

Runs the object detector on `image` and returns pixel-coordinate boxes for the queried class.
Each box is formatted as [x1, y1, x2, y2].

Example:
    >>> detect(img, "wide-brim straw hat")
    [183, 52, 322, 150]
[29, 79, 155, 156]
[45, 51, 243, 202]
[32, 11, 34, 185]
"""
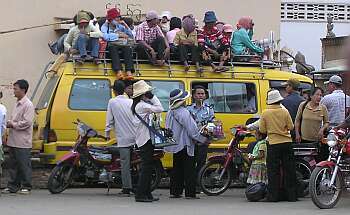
[267, 90, 284, 105]
[131, 80, 154, 98]
[169, 89, 190, 110]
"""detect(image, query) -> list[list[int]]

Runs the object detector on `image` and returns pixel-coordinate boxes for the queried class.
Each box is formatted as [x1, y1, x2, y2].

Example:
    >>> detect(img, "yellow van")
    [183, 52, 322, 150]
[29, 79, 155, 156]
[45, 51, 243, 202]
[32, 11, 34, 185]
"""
[31, 59, 312, 168]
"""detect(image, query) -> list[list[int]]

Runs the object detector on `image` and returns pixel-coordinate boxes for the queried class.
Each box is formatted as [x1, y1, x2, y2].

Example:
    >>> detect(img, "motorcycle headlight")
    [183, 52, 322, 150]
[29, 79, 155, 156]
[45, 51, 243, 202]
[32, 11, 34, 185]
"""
[327, 133, 338, 147]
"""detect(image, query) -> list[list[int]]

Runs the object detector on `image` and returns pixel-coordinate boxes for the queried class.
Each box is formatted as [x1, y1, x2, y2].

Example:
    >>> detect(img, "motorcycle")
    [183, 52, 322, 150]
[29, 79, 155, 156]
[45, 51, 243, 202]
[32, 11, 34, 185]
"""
[199, 125, 318, 196]
[309, 128, 350, 209]
[198, 126, 253, 196]
[47, 119, 164, 194]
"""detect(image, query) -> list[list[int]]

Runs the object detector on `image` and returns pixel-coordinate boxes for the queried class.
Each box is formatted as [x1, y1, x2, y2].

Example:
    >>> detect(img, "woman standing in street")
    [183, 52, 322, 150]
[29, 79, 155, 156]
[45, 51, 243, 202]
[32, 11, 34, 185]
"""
[295, 87, 329, 143]
[131, 80, 164, 202]
[259, 90, 296, 202]
[165, 89, 208, 199]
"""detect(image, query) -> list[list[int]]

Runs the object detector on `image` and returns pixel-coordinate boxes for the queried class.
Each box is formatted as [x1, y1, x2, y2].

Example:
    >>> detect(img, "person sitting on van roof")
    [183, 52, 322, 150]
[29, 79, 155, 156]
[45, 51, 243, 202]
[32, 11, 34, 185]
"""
[135, 11, 170, 66]
[166, 17, 182, 46]
[101, 8, 135, 80]
[231, 16, 264, 56]
[174, 16, 201, 72]
[198, 11, 230, 72]
[64, 11, 103, 65]
[160, 11, 172, 33]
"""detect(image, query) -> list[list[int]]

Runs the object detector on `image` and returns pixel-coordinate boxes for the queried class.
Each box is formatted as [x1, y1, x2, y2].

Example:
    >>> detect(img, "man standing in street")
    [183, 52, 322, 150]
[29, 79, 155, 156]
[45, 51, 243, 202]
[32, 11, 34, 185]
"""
[0, 91, 7, 186]
[2, 80, 35, 194]
[321, 75, 350, 127]
[187, 85, 214, 193]
[281, 78, 304, 140]
[105, 80, 135, 195]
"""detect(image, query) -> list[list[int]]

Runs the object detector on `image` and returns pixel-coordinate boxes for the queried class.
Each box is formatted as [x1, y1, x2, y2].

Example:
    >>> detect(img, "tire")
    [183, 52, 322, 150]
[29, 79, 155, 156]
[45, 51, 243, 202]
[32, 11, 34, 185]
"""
[150, 164, 162, 192]
[48, 162, 75, 194]
[199, 159, 232, 196]
[309, 166, 343, 209]
[295, 159, 312, 197]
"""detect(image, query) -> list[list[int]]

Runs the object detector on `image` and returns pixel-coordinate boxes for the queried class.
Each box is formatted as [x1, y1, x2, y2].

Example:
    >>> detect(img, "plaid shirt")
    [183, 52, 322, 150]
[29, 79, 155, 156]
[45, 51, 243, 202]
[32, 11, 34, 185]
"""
[197, 26, 229, 49]
[135, 21, 164, 44]
[320, 90, 350, 125]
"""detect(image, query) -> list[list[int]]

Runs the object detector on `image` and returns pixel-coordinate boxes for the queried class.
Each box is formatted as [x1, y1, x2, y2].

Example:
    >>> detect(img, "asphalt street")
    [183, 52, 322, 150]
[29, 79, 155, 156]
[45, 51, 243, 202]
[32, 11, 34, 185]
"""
[1, 188, 350, 215]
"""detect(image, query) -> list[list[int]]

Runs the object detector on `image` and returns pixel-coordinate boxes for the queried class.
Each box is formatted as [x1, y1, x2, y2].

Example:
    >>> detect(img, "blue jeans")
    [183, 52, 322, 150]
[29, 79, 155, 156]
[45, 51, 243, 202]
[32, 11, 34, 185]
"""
[74, 33, 99, 58]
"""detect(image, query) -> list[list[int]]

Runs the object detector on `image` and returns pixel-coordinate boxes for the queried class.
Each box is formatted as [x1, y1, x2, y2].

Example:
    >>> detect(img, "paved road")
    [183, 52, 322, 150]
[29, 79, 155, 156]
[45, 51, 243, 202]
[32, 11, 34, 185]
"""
[1, 188, 350, 215]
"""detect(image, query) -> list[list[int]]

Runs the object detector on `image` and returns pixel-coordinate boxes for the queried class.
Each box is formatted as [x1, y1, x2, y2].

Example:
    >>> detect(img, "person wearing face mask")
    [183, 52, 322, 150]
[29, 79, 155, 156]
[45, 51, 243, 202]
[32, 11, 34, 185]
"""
[101, 8, 135, 80]
[131, 80, 164, 202]
[231, 16, 263, 56]
[295, 87, 329, 143]
[64, 11, 103, 65]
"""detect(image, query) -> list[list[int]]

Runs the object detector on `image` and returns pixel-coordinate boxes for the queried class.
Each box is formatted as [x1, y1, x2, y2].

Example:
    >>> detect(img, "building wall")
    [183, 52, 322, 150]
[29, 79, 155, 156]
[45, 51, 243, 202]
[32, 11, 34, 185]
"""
[0, 0, 280, 112]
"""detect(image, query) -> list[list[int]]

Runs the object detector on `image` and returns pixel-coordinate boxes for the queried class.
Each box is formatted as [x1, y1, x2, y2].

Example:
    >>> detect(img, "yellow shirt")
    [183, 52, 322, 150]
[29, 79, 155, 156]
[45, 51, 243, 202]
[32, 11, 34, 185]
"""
[259, 104, 294, 145]
[173, 29, 198, 46]
[295, 101, 329, 141]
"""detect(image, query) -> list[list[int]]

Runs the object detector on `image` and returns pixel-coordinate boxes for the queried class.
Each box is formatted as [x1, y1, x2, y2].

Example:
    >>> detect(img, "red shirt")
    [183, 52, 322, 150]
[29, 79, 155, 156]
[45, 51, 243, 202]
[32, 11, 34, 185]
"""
[135, 21, 164, 45]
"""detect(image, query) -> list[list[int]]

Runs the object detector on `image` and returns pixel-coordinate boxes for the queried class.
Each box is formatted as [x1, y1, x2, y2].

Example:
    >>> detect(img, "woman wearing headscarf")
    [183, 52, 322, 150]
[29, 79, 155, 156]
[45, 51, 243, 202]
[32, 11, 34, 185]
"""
[231, 16, 264, 56]
[165, 89, 208, 199]
[131, 80, 164, 202]
[174, 16, 202, 72]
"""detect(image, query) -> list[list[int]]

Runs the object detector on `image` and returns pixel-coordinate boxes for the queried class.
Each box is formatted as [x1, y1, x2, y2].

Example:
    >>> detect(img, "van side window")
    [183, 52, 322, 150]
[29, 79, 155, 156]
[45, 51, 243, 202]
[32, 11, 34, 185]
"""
[206, 82, 257, 113]
[69, 79, 111, 110]
[146, 80, 184, 111]
[269, 80, 312, 97]
[36, 75, 59, 110]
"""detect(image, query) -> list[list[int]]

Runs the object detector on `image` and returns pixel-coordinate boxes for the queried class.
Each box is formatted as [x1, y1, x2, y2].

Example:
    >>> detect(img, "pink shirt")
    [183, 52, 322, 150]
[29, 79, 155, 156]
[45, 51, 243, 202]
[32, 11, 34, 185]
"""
[166, 28, 180, 44]
[7, 96, 35, 148]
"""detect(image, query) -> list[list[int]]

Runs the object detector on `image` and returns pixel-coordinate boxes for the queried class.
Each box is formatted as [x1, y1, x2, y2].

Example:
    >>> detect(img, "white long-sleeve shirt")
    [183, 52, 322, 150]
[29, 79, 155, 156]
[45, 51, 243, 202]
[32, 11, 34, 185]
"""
[133, 96, 164, 148]
[105, 95, 136, 148]
[0, 104, 6, 146]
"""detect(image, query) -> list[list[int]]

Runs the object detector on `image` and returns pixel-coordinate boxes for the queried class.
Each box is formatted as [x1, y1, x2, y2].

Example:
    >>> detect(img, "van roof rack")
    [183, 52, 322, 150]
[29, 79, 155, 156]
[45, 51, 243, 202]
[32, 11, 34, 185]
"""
[66, 50, 283, 77]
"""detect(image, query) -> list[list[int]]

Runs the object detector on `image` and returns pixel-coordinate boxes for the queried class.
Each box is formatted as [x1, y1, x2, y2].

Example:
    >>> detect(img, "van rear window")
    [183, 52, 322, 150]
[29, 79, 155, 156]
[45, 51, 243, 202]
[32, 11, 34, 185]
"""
[69, 79, 111, 110]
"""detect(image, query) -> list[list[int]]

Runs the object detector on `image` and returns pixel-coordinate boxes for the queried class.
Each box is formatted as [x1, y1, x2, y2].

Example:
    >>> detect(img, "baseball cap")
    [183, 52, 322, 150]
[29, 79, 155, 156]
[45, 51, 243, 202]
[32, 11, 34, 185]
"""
[146, 10, 158, 21]
[281, 78, 301, 89]
[324, 75, 342, 85]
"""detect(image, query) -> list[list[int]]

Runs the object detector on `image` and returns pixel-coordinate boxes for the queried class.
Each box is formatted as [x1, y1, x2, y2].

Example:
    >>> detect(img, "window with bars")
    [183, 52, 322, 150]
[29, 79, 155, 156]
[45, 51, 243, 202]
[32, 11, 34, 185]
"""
[281, 2, 350, 22]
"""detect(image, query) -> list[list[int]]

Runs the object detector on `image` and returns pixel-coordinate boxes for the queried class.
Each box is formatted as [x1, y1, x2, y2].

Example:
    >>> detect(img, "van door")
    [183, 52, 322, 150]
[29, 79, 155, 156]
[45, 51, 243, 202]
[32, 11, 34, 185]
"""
[189, 79, 260, 151]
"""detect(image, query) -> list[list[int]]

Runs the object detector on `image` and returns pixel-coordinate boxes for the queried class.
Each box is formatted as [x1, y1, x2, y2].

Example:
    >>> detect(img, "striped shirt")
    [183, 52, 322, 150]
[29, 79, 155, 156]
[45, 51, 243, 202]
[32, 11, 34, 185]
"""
[197, 26, 229, 49]
[320, 90, 350, 126]
[135, 21, 164, 45]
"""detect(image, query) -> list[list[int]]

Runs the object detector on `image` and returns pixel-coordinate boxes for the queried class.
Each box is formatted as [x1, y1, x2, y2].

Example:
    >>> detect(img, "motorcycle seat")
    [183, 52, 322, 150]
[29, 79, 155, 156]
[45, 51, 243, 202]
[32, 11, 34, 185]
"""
[89, 146, 120, 156]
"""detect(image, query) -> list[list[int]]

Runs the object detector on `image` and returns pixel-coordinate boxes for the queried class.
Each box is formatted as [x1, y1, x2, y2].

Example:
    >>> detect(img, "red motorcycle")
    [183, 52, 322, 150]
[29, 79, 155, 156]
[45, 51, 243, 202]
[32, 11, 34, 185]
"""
[309, 128, 350, 209]
[47, 119, 164, 194]
[198, 126, 253, 196]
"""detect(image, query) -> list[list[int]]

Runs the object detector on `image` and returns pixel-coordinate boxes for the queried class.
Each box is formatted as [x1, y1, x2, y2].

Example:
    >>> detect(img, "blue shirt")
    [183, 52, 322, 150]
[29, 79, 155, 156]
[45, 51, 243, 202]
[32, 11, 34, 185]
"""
[281, 91, 305, 122]
[187, 102, 215, 127]
[164, 106, 207, 156]
[101, 21, 133, 42]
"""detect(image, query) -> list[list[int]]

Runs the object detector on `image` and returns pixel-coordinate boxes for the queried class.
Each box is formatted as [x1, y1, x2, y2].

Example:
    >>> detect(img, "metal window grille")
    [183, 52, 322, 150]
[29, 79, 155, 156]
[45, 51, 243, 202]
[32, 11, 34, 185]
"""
[281, 2, 350, 22]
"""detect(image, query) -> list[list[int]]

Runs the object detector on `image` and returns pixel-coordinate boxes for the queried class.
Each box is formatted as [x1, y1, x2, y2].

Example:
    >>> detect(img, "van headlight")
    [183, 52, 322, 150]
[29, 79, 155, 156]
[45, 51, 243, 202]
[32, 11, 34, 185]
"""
[327, 133, 338, 147]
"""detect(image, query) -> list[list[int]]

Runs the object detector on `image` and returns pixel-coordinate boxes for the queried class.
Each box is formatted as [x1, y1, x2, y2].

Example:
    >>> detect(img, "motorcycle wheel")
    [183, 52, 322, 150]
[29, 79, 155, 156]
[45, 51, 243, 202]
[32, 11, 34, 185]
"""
[199, 160, 232, 196]
[48, 162, 75, 194]
[149, 165, 162, 192]
[295, 159, 312, 197]
[309, 166, 343, 209]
